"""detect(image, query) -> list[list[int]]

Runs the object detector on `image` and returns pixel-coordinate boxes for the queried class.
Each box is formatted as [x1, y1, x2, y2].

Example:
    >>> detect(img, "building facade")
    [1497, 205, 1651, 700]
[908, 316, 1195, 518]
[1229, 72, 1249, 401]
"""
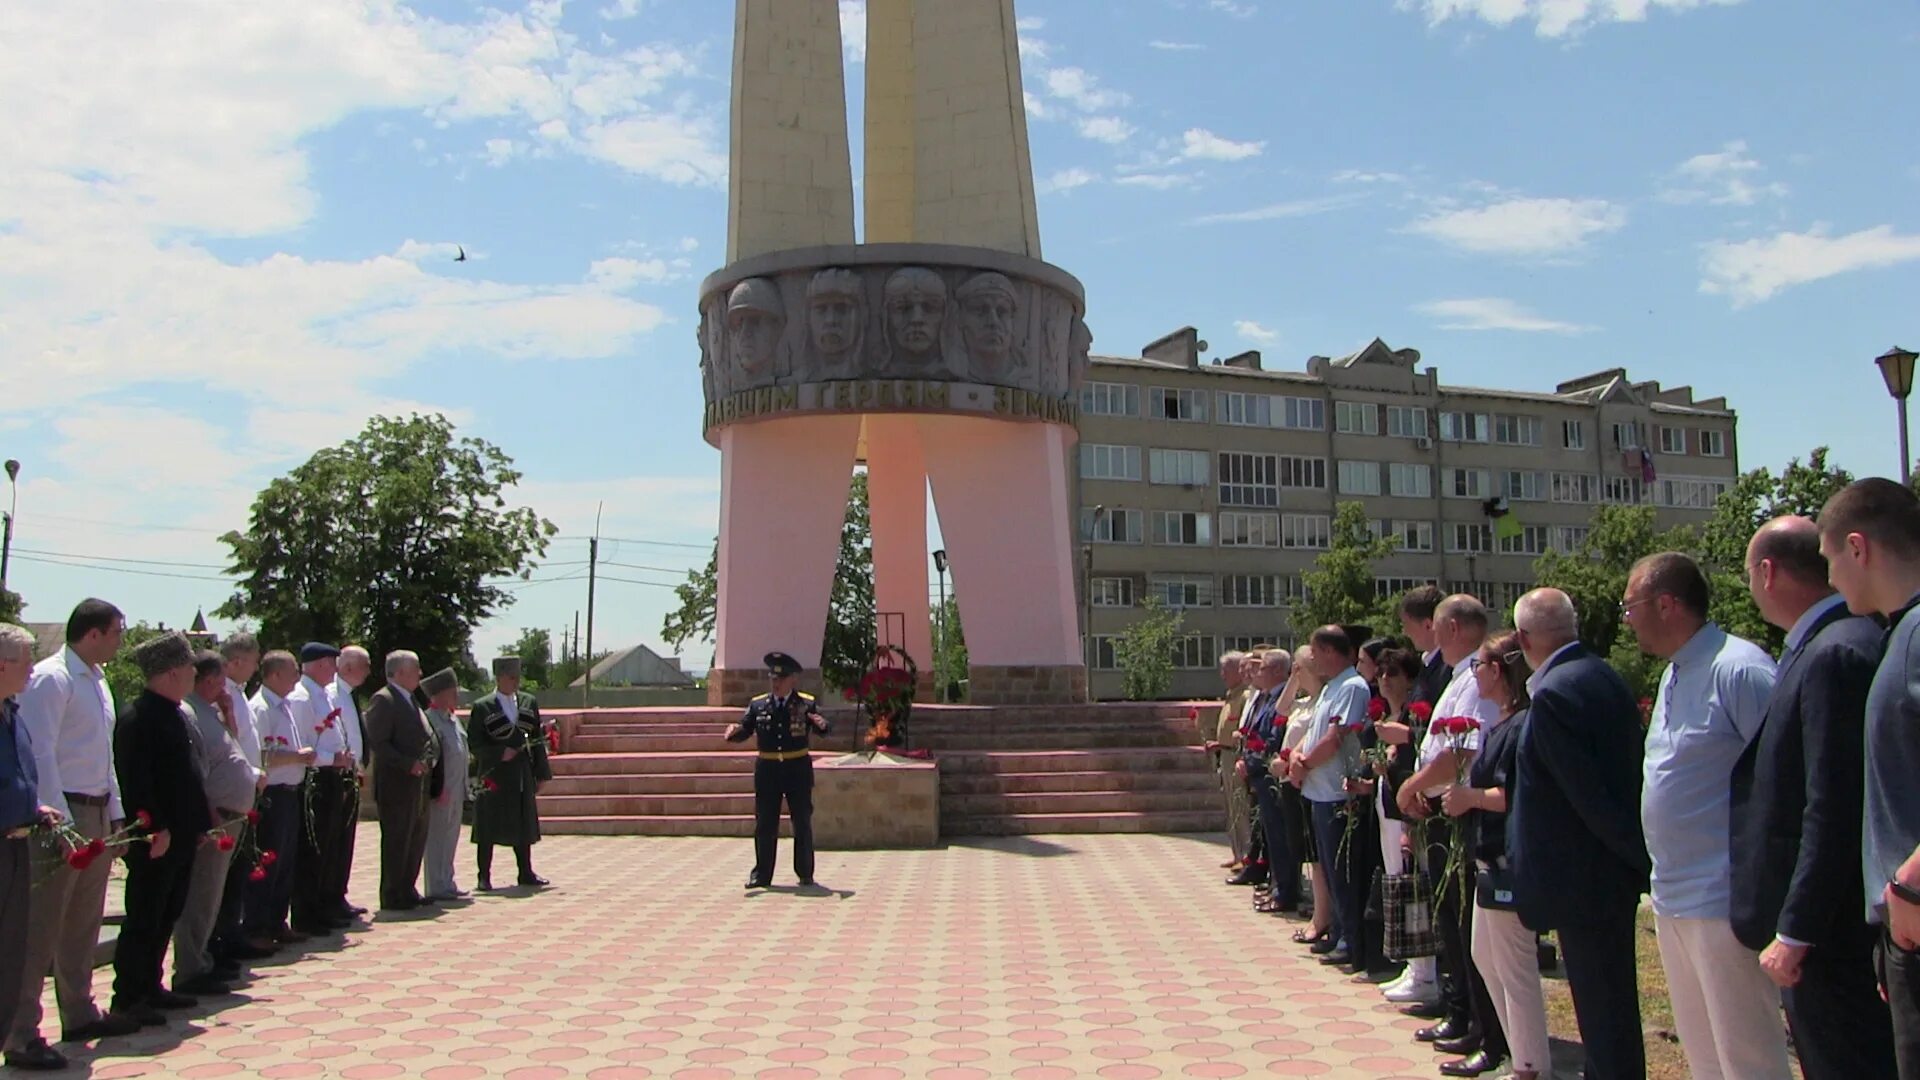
[1076, 328, 1740, 700]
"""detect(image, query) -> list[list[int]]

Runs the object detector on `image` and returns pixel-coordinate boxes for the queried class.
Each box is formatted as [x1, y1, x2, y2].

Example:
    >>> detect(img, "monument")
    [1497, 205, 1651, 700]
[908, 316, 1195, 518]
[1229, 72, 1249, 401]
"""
[700, 0, 1091, 707]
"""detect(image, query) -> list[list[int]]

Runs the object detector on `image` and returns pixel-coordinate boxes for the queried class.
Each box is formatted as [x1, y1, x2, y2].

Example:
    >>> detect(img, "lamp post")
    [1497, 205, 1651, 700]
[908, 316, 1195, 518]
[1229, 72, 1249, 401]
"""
[1876, 346, 1917, 486]
[0, 459, 18, 596]
[1083, 505, 1104, 701]
[931, 549, 948, 702]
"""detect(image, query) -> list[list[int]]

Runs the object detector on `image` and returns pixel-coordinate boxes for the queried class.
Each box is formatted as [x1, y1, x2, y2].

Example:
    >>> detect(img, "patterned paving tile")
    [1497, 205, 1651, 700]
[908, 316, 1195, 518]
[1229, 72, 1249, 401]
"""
[36, 831, 1456, 1078]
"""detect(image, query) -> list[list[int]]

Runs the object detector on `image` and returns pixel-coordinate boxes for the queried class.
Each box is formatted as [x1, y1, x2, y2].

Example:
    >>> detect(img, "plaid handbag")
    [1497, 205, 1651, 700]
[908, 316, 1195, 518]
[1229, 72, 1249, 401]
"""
[1382, 869, 1437, 960]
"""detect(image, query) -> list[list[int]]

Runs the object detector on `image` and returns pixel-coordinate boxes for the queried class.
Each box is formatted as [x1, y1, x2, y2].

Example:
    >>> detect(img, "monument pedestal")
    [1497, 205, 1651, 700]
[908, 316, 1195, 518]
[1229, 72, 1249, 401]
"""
[707, 667, 826, 707]
[811, 753, 939, 849]
[966, 664, 1087, 706]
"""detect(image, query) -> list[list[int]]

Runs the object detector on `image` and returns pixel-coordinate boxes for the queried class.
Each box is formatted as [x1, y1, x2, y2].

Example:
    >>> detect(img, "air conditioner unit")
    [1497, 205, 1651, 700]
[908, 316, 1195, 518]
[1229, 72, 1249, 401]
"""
[1414, 436, 1433, 451]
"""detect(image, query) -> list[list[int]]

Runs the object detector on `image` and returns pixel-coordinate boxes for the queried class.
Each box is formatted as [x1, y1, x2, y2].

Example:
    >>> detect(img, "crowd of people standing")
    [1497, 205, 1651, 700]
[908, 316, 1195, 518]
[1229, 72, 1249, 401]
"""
[1203, 476, 1920, 1080]
[0, 610, 553, 1071]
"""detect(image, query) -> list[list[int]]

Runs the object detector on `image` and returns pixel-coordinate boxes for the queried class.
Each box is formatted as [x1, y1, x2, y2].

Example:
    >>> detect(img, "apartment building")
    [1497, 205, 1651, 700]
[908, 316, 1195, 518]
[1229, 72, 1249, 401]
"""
[1076, 328, 1740, 700]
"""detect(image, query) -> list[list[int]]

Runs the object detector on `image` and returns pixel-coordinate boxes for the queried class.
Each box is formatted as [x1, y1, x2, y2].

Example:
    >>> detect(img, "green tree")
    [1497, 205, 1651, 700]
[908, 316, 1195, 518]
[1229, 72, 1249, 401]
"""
[103, 622, 168, 708]
[660, 472, 876, 690]
[506, 627, 553, 691]
[218, 414, 555, 687]
[931, 595, 967, 702]
[1294, 501, 1400, 639]
[1531, 504, 1698, 700]
[0, 588, 22, 624]
[1699, 447, 1854, 652]
[1115, 594, 1182, 701]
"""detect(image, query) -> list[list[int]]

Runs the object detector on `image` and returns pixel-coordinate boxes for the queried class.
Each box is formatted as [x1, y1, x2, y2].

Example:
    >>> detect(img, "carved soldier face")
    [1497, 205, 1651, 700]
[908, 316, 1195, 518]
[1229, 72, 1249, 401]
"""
[957, 274, 1018, 375]
[805, 270, 863, 359]
[726, 278, 783, 380]
[884, 267, 946, 361]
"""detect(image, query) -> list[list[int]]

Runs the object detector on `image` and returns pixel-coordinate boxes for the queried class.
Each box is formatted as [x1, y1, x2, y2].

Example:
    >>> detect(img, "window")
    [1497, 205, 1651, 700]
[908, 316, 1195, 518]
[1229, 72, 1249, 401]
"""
[1081, 382, 1139, 417]
[1282, 514, 1331, 550]
[1503, 470, 1545, 501]
[1276, 396, 1324, 431]
[1445, 581, 1494, 607]
[1151, 510, 1211, 546]
[1171, 635, 1220, 670]
[1447, 523, 1492, 553]
[1090, 577, 1134, 607]
[1446, 467, 1493, 499]
[1148, 448, 1208, 486]
[1382, 520, 1435, 553]
[1493, 414, 1542, 447]
[1215, 392, 1323, 430]
[1498, 525, 1552, 555]
[1490, 582, 1527, 617]
[1563, 420, 1587, 451]
[1603, 476, 1645, 505]
[1218, 452, 1279, 507]
[1387, 405, 1430, 440]
[1611, 421, 1642, 450]
[1658, 476, 1729, 510]
[1375, 576, 1438, 599]
[1552, 526, 1590, 553]
[1659, 426, 1687, 455]
[1082, 507, 1143, 543]
[1335, 401, 1380, 435]
[1551, 472, 1597, 504]
[1218, 512, 1280, 547]
[1279, 455, 1327, 489]
[1221, 574, 1292, 607]
[1337, 460, 1383, 496]
[1149, 574, 1213, 608]
[1222, 635, 1276, 655]
[1388, 463, 1432, 498]
[1699, 430, 1726, 457]
[1091, 636, 1119, 669]
[1439, 411, 1490, 443]
[1079, 443, 1141, 481]
[1148, 386, 1206, 422]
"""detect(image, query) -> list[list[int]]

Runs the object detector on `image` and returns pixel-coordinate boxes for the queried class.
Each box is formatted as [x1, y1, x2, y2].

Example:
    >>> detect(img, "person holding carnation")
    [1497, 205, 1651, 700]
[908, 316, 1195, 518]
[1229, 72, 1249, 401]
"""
[170, 650, 259, 996]
[0, 623, 69, 1071]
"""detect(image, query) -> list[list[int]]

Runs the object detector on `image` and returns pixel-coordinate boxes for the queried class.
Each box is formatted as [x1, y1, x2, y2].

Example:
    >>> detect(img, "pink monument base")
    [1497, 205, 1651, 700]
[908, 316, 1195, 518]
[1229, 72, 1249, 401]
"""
[706, 667, 827, 707]
[966, 664, 1087, 706]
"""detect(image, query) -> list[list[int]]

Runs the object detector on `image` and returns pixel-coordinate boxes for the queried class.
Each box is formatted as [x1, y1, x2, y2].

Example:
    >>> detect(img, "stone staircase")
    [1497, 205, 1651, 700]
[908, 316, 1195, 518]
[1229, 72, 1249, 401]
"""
[538, 702, 1226, 838]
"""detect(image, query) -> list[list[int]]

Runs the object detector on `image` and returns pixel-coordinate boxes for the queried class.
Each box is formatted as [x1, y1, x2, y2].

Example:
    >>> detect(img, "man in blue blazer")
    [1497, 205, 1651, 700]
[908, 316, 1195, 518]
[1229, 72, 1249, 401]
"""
[1509, 588, 1650, 1080]
[1730, 516, 1896, 1079]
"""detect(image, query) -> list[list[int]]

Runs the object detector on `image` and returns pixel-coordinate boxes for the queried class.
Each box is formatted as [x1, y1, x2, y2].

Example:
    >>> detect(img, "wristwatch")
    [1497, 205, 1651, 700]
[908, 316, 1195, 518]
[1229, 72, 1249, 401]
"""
[1890, 878, 1920, 907]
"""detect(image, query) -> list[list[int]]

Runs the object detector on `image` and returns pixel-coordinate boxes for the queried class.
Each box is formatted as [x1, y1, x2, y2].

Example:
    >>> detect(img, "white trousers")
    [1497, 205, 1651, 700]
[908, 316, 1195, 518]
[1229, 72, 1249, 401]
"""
[423, 788, 466, 898]
[1471, 901, 1551, 1074]
[1653, 914, 1792, 1080]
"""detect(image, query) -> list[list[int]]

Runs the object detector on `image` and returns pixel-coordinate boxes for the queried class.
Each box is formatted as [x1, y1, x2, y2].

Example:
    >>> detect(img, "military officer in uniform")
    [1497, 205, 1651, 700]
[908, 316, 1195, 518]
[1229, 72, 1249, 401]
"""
[725, 652, 830, 890]
[467, 657, 548, 892]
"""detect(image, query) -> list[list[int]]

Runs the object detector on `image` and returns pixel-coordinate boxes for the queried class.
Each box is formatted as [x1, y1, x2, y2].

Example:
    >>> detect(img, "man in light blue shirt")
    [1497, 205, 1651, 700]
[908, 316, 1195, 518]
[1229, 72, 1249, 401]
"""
[1625, 552, 1790, 1080]
[1287, 626, 1371, 970]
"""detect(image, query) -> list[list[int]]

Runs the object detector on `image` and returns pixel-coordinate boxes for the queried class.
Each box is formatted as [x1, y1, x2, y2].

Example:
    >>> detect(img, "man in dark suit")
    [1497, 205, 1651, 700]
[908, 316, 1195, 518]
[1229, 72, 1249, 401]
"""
[364, 651, 438, 912]
[1510, 588, 1649, 1080]
[1730, 516, 1896, 1079]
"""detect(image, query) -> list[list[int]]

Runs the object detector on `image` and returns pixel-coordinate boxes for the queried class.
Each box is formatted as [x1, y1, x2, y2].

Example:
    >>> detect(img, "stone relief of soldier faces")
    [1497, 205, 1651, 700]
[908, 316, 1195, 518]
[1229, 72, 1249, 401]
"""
[698, 265, 1091, 401]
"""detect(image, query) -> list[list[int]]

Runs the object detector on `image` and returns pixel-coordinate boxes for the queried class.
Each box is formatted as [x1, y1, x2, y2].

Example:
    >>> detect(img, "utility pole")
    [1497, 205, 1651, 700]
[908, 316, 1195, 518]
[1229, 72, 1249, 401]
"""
[584, 503, 601, 706]
[572, 611, 580, 667]
[1, 460, 19, 595]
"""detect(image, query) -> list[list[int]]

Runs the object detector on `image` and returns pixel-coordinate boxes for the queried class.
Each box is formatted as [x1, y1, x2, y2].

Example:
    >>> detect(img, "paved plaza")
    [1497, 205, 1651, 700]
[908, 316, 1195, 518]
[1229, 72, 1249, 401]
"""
[58, 832, 1454, 1079]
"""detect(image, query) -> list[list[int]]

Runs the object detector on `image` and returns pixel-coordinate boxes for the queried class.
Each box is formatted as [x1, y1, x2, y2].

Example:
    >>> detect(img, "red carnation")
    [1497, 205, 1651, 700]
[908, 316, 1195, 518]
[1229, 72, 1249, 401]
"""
[1244, 733, 1269, 755]
[259, 850, 278, 867]
[482, 777, 500, 792]
[843, 688, 857, 701]
[246, 809, 261, 825]
[216, 834, 236, 852]
[1367, 697, 1388, 722]
[1408, 702, 1433, 723]
[249, 866, 269, 882]
[86, 838, 106, 857]
[1188, 706, 1200, 722]
[66, 851, 92, 870]
[314, 725, 325, 735]
[1638, 697, 1653, 710]
[134, 810, 153, 831]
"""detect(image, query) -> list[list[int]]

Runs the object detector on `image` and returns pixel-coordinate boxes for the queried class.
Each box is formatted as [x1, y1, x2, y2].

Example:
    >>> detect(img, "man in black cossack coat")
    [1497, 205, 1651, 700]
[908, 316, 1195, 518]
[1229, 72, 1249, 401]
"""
[467, 657, 549, 892]
[725, 652, 829, 890]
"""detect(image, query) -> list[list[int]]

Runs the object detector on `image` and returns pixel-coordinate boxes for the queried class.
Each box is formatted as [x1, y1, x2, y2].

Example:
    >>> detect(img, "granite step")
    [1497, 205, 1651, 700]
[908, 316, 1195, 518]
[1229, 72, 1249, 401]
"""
[542, 772, 759, 796]
[549, 752, 759, 776]
[541, 814, 782, 838]
[941, 789, 1224, 817]
[934, 748, 1218, 775]
[538, 792, 760, 817]
[939, 769, 1223, 795]
[939, 810, 1225, 836]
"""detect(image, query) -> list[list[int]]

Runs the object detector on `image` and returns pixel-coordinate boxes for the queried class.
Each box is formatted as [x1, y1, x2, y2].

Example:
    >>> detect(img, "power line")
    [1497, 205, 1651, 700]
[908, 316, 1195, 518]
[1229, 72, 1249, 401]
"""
[21, 512, 225, 536]
[553, 534, 711, 551]
[12, 553, 233, 583]
[12, 546, 229, 570]
[595, 574, 679, 590]
[500, 571, 588, 591]
[600, 560, 700, 575]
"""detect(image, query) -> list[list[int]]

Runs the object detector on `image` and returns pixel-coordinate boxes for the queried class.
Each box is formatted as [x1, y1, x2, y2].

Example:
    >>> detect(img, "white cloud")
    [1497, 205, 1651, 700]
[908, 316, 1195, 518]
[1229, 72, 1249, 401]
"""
[1209, 0, 1259, 16]
[1023, 90, 1054, 120]
[483, 137, 520, 166]
[1179, 128, 1265, 162]
[1077, 116, 1136, 144]
[578, 112, 727, 187]
[1037, 167, 1098, 195]
[1234, 320, 1279, 344]
[1044, 67, 1130, 112]
[1333, 169, 1408, 184]
[1149, 40, 1206, 50]
[600, 0, 643, 20]
[839, 0, 867, 65]
[587, 256, 678, 290]
[1408, 196, 1627, 256]
[1115, 173, 1195, 190]
[1016, 16, 1046, 31]
[1659, 139, 1787, 206]
[1400, 0, 1743, 38]
[1191, 194, 1365, 224]
[1415, 298, 1596, 333]
[1700, 225, 1920, 306]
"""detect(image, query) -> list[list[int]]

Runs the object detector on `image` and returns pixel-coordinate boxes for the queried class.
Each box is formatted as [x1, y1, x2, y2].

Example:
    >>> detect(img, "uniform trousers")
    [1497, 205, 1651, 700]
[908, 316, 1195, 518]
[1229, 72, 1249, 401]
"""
[1554, 903, 1645, 1080]
[0, 839, 29, 1048]
[423, 785, 466, 898]
[1216, 752, 1252, 862]
[753, 757, 814, 883]
[1653, 914, 1792, 1080]
[1250, 772, 1297, 905]
[1875, 927, 1920, 1080]
[171, 827, 238, 984]
[242, 784, 302, 936]
[7, 802, 111, 1048]
[1470, 902, 1550, 1075]
[293, 769, 352, 925]
[112, 841, 196, 1009]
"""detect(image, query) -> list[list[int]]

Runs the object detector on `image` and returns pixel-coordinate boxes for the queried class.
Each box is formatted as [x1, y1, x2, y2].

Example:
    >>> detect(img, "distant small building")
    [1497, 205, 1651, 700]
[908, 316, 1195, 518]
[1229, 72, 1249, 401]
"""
[25, 623, 64, 662]
[186, 609, 218, 650]
[570, 644, 697, 688]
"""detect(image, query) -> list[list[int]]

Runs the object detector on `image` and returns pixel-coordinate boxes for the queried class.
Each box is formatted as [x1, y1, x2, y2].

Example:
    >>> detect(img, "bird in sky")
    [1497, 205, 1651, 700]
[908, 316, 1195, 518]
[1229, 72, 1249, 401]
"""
[455, 245, 468, 262]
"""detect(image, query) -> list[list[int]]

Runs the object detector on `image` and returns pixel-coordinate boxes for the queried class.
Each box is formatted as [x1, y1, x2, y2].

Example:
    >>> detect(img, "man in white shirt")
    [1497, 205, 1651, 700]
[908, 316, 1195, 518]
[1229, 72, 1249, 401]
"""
[210, 634, 270, 966]
[243, 652, 317, 949]
[1396, 594, 1508, 1069]
[288, 643, 354, 935]
[330, 646, 372, 920]
[7, 600, 142, 1054]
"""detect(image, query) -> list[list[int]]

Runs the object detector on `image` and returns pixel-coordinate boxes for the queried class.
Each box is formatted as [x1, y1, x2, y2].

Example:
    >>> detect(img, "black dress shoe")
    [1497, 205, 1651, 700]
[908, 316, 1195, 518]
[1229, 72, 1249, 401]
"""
[345, 904, 369, 917]
[1309, 937, 1339, 955]
[745, 877, 770, 889]
[3, 1039, 68, 1070]
[1415, 1020, 1467, 1043]
[150, 990, 200, 1010]
[1318, 949, 1351, 966]
[112, 1004, 168, 1027]
[63, 1013, 142, 1041]
[380, 900, 418, 912]
[798, 878, 816, 887]
[221, 941, 277, 961]
[174, 975, 233, 997]
[1438, 1050, 1500, 1077]
[476, 877, 495, 892]
[1434, 1034, 1483, 1055]
[517, 874, 550, 887]
[1225, 866, 1268, 886]
[1400, 1001, 1445, 1019]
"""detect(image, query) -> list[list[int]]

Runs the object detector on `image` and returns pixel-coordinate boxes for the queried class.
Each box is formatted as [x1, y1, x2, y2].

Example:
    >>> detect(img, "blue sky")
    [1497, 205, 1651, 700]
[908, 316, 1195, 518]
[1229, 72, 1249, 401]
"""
[3, 0, 1916, 667]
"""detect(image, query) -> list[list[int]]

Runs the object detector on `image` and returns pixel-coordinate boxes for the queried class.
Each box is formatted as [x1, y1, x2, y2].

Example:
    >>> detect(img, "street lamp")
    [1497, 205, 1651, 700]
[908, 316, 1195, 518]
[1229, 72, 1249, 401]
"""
[1083, 505, 1104, 701]
[0, 459, 18, 596]
[931, 549, 948, 702]
[1876, 346, 1917, 486]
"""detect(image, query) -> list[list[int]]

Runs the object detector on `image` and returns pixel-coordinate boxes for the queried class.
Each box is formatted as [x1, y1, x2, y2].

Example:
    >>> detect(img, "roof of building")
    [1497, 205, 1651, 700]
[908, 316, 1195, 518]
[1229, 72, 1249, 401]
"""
[569, 642, 698, 688]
